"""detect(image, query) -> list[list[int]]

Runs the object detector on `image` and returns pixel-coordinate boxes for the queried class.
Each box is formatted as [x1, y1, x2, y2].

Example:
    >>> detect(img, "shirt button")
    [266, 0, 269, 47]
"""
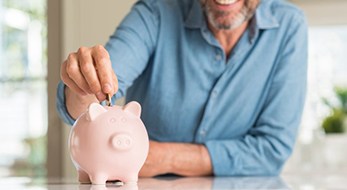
[200, 129, 207, 136]
[215, 54, 222, 61]
[211, 90, 218, 98]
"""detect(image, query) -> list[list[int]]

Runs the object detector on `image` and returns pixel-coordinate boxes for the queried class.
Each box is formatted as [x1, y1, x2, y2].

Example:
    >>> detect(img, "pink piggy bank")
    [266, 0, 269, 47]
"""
[69, 101, 149, 185]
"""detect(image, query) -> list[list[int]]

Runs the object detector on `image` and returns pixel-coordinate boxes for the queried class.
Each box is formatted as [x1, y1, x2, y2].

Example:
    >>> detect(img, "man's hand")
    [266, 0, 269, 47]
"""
[60, 45, 118, 119]
[61, 45, 118, 101]
[139, 141, 213, 177]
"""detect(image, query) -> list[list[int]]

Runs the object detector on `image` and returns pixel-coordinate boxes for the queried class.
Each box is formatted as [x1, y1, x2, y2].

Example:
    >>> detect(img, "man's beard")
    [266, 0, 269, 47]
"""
[201, 1, 258, 30]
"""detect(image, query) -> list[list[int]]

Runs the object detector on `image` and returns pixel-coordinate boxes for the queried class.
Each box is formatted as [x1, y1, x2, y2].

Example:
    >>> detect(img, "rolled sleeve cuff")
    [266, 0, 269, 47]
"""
[56, 81, 76, 126]
[205, 140, 240, 176]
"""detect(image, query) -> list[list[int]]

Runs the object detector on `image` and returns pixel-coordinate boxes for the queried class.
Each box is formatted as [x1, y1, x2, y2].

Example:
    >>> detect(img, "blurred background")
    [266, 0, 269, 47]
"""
[0, 0, 346, 180]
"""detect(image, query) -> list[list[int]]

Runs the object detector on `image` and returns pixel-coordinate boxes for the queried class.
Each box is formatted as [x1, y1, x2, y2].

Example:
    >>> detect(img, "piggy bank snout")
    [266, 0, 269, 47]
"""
[111, 134, 133, 150]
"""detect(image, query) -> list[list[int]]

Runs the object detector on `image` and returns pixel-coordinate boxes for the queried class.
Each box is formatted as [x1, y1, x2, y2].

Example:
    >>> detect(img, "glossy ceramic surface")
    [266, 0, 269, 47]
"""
[69, 102, 149, 184]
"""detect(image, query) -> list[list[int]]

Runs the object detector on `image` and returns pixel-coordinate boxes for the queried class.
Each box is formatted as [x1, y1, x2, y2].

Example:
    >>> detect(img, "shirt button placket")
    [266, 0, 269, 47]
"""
[200, 128, 207, 137]
[199, 89, 218, 140]
[211, 90, 218, 98]
[215, 54, 222, 62]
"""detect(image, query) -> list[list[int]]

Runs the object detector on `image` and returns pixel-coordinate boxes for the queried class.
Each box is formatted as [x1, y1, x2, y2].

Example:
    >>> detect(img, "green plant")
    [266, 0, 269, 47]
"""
[322, 87, 347, 134]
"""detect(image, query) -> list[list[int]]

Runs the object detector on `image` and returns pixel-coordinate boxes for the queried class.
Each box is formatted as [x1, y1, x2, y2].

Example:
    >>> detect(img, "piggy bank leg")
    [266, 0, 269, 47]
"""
[122, 174, 138, 184]
[78, 169, 91, 184]
[90, 173, 108, 185]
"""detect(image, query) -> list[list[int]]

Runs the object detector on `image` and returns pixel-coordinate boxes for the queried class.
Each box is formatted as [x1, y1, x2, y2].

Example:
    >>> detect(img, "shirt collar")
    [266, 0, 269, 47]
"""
[184, 0, 205, 29]
[254, 0, 279, 29]
[184, 0, 279, 30]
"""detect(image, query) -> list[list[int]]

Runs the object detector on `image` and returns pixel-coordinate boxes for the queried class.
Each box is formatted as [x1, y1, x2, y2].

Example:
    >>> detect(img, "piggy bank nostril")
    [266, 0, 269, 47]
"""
[121, 117, 127, 122]
[109, 117, 117, 123]
[111, 134, 133, 150]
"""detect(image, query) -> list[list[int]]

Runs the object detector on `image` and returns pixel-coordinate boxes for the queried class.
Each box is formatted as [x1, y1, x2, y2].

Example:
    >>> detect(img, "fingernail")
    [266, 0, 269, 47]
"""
[103, 83, 112, 93]
[96, 91, 105, 101]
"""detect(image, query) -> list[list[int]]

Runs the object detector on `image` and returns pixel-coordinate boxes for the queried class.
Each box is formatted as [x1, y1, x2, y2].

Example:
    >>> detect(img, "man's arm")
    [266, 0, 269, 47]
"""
[57, 44, 118, 124]
[64, 87, 98, 120]
[140, 11, 308, 177]
[56, 1, 159, 125]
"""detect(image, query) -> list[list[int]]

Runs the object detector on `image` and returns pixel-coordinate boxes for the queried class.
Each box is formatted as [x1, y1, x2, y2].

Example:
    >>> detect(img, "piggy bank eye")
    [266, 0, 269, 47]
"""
[109, 117, 117, 123]
[121, 117, 127, 122]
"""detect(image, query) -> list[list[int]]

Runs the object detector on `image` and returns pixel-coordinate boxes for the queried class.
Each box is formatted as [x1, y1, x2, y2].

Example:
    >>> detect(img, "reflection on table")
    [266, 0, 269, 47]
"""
[0, 176, 288, 190]
[2, 174, 347, 189]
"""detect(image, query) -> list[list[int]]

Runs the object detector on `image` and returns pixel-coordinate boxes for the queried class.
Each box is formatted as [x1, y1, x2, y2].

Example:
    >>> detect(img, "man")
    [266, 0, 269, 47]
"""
[57, 0, 308, 176]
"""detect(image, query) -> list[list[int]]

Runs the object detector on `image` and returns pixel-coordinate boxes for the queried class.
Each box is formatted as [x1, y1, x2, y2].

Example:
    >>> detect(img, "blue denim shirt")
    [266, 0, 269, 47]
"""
[57, 0, 308, 175]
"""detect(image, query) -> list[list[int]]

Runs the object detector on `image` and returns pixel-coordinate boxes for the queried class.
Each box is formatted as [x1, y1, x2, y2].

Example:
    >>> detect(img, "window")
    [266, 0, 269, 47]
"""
[0, 0, 47, 177]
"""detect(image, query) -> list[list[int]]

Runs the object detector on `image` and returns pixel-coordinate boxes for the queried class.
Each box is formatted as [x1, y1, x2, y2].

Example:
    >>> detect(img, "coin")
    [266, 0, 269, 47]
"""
[106, 94, 112, 106]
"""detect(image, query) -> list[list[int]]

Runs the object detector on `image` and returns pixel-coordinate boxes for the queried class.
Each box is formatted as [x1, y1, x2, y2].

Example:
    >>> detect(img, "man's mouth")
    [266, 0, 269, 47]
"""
[214, 0, 239, 5]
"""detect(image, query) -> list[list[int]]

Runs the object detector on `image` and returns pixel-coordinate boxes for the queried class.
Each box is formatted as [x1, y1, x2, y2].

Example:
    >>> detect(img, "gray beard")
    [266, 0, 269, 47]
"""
[202, 2, 255, 30]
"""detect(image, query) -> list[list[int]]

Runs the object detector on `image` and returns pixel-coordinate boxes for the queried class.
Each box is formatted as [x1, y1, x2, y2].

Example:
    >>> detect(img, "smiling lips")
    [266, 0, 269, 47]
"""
[214, 0, 239, 5]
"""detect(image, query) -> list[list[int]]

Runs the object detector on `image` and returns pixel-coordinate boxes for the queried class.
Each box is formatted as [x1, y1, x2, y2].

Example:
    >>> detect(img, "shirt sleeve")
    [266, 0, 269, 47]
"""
[205, 14, 308, 176]
[56, 81, 76, 126]
[105, 0, 159, 97]
[56, 0, 159, 125]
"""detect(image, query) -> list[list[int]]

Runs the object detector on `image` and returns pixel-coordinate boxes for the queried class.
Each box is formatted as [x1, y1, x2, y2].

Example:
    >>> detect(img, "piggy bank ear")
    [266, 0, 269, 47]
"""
[123, 101, 141, 117]
[87, 103, 107, 121]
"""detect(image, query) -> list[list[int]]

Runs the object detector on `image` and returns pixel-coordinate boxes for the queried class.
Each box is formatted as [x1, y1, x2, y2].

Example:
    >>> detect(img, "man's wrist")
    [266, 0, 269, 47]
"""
[199, 144, 212, 175]
[165, 142, 212, 176]
[64, 85, 98, 119]
[160, 142, 175, 174]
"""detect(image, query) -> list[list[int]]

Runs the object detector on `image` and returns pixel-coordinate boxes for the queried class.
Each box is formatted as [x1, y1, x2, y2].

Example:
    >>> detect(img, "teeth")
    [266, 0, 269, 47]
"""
[215, 0, 238, 5]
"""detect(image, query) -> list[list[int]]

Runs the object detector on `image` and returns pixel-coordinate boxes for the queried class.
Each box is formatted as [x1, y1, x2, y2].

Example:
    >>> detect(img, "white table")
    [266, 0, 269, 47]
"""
[0, 174, 346, 189]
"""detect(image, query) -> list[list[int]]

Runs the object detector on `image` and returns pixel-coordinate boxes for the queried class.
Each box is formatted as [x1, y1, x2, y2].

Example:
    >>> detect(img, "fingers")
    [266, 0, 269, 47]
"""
[61, 45, 118, 102]
[77, 47, 105, 100]
[65, 53, 92, 94]
[60, 60, 86, 96]
[92, 45, 115, 95]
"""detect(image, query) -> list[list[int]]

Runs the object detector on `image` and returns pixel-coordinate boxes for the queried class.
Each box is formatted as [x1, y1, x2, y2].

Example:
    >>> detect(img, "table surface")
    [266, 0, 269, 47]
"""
[0, 174, 346, 190]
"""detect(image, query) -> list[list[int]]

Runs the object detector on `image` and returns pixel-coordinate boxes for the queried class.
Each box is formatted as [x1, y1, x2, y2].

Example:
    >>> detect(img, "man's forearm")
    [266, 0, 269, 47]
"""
[65, 86, 98, 120]
[140, 141, 213, 177]
[167, 142, 213, 176]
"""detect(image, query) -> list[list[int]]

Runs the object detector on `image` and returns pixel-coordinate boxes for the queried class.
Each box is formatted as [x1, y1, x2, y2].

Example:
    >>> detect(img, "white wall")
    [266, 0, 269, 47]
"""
[62, 0, 136, 53]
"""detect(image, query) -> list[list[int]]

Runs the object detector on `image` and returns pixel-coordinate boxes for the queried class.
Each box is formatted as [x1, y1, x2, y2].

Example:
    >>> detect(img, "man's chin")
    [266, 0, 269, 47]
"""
[213, 22, 242, 30]
[210, 14, 247, 30]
